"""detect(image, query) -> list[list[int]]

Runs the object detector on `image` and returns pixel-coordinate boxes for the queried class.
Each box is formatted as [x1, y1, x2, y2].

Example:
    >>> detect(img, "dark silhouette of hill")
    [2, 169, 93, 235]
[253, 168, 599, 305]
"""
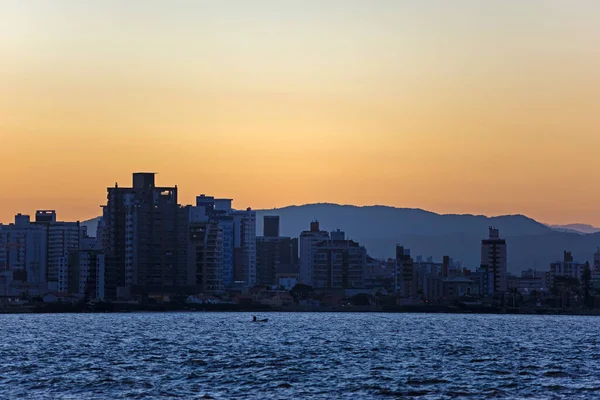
[82, 203, 600, 273]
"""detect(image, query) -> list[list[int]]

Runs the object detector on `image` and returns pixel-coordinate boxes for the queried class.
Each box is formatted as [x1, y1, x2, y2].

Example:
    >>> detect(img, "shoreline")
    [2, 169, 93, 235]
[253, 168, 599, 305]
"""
[2, 303, 600, 317]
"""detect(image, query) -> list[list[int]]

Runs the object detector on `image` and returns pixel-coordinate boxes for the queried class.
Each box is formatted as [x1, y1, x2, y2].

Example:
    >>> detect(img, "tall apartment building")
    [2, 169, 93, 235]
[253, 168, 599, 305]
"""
[396, 245, 416, 298]
[231, 208, 257, 286]
[196, 195, 235, 287]
[313, 231, 366, 290]
[299, 221, 329, 286]
[0, 214, 48, 296]
[65, 235, 105, 300]
[480, 227, 507, 295]
[34, 210, 80, 291]
[187, 205, 225, 294]
[256, 216, 298, 287]
[102, 173, 187, 300]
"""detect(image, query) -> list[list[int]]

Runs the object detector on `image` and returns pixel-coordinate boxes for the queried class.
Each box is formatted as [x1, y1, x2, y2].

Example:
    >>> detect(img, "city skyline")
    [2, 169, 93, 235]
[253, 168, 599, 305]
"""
[2, 1, 600, 225]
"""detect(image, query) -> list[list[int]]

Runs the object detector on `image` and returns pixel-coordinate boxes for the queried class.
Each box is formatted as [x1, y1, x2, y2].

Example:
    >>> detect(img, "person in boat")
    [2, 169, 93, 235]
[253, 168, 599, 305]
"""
[253, 316, 257, 322]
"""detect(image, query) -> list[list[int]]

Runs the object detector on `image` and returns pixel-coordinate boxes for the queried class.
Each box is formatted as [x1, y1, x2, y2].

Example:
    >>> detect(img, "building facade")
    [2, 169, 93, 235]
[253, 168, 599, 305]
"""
[34, 210, 80, 291]
[66, 236, 105, 300]
[313, 232, 367, 290]
[0, 214, 48, 296]
[299, 221, 329, 286]
[102, 173, 188, 300]
[187, 208, 224, 294]
[231, 208, 257, 286]
[480, 227, 507, 295]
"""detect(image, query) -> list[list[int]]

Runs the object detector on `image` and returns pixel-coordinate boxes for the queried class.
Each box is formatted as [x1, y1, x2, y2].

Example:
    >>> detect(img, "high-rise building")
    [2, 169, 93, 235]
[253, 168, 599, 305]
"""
[231, 208, 257, 286]
[102, 173, 188, 300]
[256, 231, 298, 288]
[396, 245, 416, 297]
[0, 214, 48, 296]
[66, 235, 105, 300]
[263, 216, 280, 238]
[187, 207, 224, 294]
[257, 215, 298, 287]
[480, 227, 507, 295]
[195, 195, 235, 287]
[34, 210, 81, 291]
[299, 221, 329, 286]
[313, 235, 366, 289]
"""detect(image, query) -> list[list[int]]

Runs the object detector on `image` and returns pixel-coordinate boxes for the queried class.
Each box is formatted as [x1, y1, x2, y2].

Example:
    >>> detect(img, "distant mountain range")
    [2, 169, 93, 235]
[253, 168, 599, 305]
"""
[546, 224, 600, 235]
[82, 203, 600, 274]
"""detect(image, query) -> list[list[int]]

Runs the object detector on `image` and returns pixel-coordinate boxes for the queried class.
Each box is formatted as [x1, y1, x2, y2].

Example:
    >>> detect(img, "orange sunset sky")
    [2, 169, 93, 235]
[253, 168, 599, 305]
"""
[1, 1, 599, 225]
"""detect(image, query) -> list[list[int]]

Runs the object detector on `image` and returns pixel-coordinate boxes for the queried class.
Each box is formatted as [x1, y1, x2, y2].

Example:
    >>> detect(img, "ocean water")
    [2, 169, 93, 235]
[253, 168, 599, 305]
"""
[1, 312, 599, 399]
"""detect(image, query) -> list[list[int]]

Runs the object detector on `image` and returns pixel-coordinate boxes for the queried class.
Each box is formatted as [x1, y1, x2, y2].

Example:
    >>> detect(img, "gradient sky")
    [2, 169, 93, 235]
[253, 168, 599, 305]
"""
[1, 0, 599, 225]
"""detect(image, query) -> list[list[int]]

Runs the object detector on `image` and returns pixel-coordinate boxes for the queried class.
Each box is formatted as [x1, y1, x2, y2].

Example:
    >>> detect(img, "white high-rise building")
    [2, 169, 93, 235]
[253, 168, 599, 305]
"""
[480, 227, 507, 294]
[299, 221, 329, 286]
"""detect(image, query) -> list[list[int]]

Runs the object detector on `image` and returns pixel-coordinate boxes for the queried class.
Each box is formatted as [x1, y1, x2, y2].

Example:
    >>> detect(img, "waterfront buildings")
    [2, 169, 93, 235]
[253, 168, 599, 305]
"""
[65, 235, 105, 300]
[0, 214, 48, 296]
[312, 230, 367, 290]
[231, 208, 257, 287]
[256, 216, 298, 287]
[593, 248, 600, 290]
[196, 195, 235, 287]
[6, 172, 600, 309]
[299, 221, 329, 285]
[480, 227, 507, 294]
[507, 269, 547, 293]
[548, 251, 587, 290]
[187, 206, 224, 294]
[34, 210, 81, 292]
[395, 245, 416, 298]
[102, 173, 187, 300]
[195, 195, 256, 288]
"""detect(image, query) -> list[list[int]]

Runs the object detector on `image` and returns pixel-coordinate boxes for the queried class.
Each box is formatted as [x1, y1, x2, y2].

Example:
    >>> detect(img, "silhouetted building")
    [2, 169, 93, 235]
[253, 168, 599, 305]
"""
[299, 221, 329, 286]
[396, 245, 416, 298]
[102, 173, 187, 300]
[549, 250, 586, 283]
[33, 210, 81, 291]
[263, 216, 280, 238]
[313, 237, 366, 289]
[480, 227, 507, 295]
[0, 214, 48, 296]
[593, 248, 600, 290]
[196, 195, 235, 287]
[256, 235, 298, 287]
[187, 208, 224, 294]
[66, 236, 105, 300]
[231, 208, 257, 286]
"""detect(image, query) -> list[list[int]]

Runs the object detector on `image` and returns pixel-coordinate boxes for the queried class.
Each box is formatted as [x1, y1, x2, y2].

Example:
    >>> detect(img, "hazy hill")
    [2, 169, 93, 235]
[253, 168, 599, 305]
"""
[548, 224, 600, 235]
[82, 203, 600, 274]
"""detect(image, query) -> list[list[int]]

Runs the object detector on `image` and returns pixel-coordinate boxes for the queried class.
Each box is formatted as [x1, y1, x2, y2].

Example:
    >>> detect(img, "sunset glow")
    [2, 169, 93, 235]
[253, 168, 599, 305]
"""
[1, 1, 599, 224]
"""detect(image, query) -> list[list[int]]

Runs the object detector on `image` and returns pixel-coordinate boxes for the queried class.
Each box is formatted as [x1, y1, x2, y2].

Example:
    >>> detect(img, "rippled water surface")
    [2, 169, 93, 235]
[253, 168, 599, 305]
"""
[1, 313, 600, 399]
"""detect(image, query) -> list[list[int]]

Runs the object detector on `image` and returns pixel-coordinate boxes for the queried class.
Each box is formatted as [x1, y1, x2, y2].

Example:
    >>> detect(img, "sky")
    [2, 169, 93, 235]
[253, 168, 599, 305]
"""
[1, 0, 599, 225]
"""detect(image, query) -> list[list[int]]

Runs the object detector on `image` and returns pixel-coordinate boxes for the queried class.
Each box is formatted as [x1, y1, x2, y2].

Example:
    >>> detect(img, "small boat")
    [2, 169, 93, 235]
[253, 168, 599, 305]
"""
[252, 316, 269, 323]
